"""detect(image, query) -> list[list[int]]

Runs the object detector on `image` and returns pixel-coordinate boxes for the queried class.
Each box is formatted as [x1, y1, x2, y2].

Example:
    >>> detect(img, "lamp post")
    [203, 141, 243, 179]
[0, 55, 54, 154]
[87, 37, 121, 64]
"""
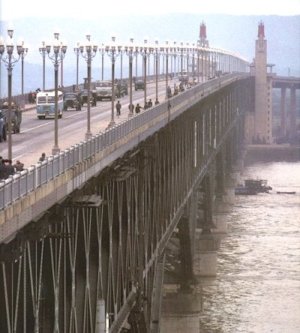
[39, 40, 46, 90]
[191, 43, 195, 83]
[0, 29, 25, 160]
[74, 42, 80, 90]
[106, 36, 121, 128]
[80, 34, 97, 140]
[196, 43, 200, 83]
[125, 37, 135, 117]
[19, 39, 28, 107]
[186, 42, 190, 78]
[173, 41, 177, 78]
[46, 34, 67, 155]
[162, 40, 169, 99]
[154, 39, 160, 105]
[140, 38, 148, 108]
[100, 43, 105, 81]
[53, 31, 64, 87]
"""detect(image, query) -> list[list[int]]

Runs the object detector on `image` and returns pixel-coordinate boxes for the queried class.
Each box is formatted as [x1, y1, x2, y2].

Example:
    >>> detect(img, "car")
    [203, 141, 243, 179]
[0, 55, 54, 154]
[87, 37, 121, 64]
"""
[80, 90, 97, 107]
[63, 92, 82, 111]
[134, 80, 145, 91]
[115, 80, 128, 98]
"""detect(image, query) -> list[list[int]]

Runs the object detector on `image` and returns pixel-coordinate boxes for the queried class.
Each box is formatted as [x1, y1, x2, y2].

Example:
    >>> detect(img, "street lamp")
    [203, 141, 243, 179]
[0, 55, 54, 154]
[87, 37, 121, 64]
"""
[161, 40, 170, 99]
[53, 31, 64, 88]
[180, 41, 184, 75]
[140, 38, 148, 109]
[0, 29, 25, 160]
[46, 34, 67, 155]
[106, 35, 121, 128]
[100, 43, 105, 81]
[125, 37, 135, 117]
[186, 42, 190, 78]
[39, 40, 47, 90]
[74, 42, 80, 90]
[154, 39, 160, 105]
[19, 39, 28, 106]
[173, 41, 177, 78]
[80, 34, 97, 140]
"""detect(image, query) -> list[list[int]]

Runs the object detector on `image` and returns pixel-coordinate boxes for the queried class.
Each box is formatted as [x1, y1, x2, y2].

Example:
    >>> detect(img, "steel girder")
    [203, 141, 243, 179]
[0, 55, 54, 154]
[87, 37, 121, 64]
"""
[0, 79, 253, 333]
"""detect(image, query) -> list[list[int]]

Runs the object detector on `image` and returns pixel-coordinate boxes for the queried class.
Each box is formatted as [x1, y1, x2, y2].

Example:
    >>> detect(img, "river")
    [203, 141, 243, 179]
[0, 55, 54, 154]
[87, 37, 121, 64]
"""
[199, 161, 300, 333]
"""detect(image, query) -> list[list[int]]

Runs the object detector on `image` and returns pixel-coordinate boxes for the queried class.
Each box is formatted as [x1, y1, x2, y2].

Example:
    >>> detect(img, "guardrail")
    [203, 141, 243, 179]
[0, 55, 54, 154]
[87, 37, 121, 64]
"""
[0, 73, 248, 211]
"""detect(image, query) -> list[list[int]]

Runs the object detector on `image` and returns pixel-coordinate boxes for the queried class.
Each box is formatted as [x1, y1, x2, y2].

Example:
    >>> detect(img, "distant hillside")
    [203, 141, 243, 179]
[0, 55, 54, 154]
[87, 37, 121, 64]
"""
[0, 14, 299, 95]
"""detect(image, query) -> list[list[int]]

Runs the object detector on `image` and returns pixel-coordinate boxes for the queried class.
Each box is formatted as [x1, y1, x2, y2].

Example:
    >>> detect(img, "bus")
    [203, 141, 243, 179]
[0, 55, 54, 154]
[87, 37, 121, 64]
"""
[36, 90, 64, 119]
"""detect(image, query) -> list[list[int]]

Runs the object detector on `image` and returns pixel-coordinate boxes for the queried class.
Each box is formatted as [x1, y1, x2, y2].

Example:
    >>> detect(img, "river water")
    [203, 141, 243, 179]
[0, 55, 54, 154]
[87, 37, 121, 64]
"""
[199, 161, 300, 333]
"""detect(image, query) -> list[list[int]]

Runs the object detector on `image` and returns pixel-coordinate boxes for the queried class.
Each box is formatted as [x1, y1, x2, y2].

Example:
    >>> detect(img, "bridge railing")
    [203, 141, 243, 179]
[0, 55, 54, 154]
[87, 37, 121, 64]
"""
[0, 74, 247, 211]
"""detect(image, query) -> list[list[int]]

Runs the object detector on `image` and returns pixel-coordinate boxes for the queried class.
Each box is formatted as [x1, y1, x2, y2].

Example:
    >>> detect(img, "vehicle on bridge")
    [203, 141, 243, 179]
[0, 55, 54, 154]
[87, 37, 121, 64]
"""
[0, 101, 22, 137]
[115, 80, 128, 98]
[63, 92, 82, 111]
[93, 80, 113, 101]
[178, 70, 189, 84]
[80, 90, 97, 106]
[36, 90, 64, 119]
[134, 79, 145, 91]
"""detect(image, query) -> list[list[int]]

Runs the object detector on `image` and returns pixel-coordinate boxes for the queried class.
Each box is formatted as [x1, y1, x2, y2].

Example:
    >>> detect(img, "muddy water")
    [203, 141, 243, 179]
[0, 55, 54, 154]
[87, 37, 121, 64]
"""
[199, 162, 300, 333]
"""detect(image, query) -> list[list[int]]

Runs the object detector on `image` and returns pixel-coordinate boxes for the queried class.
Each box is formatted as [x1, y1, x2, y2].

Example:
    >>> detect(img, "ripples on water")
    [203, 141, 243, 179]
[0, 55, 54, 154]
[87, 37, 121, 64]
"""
[199, 162, 300, 333]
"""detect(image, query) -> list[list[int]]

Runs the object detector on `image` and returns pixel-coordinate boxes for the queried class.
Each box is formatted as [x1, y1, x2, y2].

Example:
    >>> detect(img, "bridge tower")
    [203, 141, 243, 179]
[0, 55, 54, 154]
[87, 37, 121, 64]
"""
[253, 21, 273, 144]
[198, 21, 209, 48]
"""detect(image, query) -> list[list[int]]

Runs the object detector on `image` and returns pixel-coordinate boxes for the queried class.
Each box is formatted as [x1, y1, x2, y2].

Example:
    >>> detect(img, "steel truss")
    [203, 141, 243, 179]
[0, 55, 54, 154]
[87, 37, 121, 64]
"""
[0, 79, 252, 332]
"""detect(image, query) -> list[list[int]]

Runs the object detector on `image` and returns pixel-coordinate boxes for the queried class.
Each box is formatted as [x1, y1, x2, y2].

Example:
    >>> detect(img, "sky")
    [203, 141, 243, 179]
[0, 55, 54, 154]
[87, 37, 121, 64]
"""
[1, 0, 300, 20]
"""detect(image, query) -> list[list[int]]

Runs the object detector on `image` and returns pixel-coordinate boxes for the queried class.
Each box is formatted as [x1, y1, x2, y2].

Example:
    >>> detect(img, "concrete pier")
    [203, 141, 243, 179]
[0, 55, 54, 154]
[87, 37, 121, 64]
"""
[193, 231, 219, 277]
[161, 290, 202, 333]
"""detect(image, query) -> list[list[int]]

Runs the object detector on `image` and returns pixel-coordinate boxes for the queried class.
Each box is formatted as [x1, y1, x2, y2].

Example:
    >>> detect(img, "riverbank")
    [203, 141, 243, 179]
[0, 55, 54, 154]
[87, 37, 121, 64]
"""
[244, 144, 300, 165]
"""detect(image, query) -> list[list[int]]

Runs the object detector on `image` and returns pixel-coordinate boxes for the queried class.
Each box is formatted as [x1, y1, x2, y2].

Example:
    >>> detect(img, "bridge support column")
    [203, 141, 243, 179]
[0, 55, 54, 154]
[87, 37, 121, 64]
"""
[290, 87, 297, 140]
[280, 87, 287, 137]
[194, 174, 219, 277]
[160, 290, 202, 333]
[150, 255, 165, 333]
[194, 232, 219, 277]
[214, 151, 229, 232]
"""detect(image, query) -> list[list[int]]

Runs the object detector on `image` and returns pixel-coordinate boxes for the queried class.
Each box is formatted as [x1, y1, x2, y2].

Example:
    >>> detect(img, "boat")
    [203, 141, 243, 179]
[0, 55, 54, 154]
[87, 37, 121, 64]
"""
[276, 191, 296, 194]
[235, 185, 257, 195]
[244, 179, 272, 193]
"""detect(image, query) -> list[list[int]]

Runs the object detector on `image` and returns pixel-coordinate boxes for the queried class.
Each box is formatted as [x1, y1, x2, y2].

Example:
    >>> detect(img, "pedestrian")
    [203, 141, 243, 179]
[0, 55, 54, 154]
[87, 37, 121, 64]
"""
[128, 103, 134, 114]
[13, 160, 24, 172]
[2, 159, 15, 179]
[147, 99, 153, 108]
[135, 103, 142, 114]
[39, 152, 46, 162]
[116, 100, 122, 116]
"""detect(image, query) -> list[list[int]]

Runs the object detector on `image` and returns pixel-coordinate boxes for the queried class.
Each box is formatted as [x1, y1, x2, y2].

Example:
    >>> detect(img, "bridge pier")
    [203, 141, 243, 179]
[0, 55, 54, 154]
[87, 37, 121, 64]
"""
[160, 289, 202, 333]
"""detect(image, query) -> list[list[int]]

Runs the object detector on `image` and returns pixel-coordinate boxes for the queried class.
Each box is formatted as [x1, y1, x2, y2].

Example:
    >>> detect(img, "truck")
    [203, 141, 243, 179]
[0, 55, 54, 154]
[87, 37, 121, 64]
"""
[93, 80, 113, 101]
[178, 70, 189, 84]
[0, 101, 22, 141]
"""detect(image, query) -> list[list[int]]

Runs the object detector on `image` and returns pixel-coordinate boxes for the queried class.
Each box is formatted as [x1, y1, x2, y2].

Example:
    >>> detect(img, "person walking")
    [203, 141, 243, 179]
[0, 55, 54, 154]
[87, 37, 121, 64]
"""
[116, 100, 122, 116]
[135, 103, 142, 114]
[128, 103, 135, 115]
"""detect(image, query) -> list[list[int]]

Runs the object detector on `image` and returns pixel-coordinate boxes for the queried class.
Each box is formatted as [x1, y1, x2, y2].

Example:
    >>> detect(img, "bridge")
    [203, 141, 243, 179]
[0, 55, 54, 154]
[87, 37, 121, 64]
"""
[272, 76, 300, 140]
[0, 22, 298, 332]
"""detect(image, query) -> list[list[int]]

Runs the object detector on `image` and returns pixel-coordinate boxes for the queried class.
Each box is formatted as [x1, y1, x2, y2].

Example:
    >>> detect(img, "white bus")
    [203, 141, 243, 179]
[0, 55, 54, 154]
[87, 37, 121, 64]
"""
[36, 90, 64, 119]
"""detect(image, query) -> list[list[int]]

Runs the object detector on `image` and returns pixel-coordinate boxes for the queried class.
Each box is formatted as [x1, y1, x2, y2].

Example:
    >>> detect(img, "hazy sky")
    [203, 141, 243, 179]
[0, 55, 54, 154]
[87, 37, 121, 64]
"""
[1, 0, 300, 20]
